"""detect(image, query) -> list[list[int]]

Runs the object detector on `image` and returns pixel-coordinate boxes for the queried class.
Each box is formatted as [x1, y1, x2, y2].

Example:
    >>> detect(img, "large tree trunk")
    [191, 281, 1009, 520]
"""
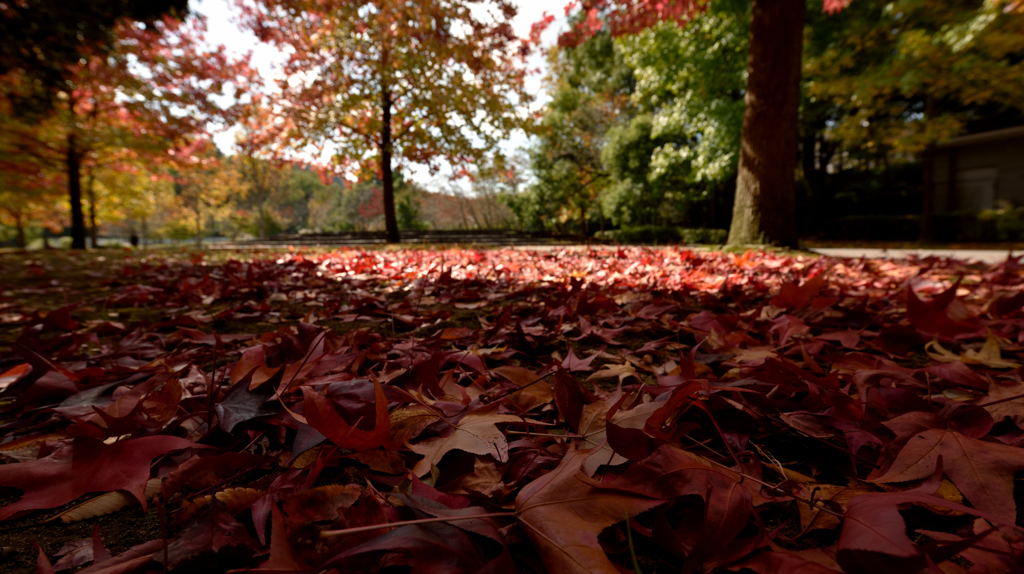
[86, 170, 98, 248]
[194, 199, 203, 246]
[257, 203, 267, 240]
[67, 132, 87, 249]
[9, 210, 26, 249]
[380, 85, 400, 243]
[727, 0, 806, 248]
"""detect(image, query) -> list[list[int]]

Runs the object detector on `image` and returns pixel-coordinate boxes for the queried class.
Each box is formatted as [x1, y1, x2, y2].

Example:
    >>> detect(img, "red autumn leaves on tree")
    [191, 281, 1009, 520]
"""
[2, 247, 1024, 572]
[235, 0, 530, 243]
[0, 11, 245, 250]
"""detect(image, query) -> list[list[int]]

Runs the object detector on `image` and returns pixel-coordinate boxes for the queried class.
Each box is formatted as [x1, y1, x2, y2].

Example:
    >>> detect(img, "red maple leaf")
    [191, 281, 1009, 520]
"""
[0, 436, 198, 520]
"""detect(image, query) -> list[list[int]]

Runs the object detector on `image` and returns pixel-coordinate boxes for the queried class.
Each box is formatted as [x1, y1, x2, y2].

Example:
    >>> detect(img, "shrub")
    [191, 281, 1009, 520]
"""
[979, 208, 1024, 241]
[595, 225, 678, 244]
[594, 225, 727, 245]
[679, 227, 727, 244]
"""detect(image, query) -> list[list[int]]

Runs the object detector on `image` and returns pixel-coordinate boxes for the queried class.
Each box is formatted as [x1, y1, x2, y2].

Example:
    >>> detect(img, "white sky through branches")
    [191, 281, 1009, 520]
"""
[194, 0, 570, 189]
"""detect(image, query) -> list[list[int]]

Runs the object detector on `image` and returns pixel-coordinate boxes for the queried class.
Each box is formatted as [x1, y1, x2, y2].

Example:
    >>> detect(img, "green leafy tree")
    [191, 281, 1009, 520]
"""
[558, 0, 823, 246]
[806, 0, 1024, 158]
[616, 5, 747, 186]
[168, 140, 242, 245]
[233, 135, 290, 240]
[520, 29, 631, 233]
[396, 186, 427, 231]
[297, 170, 346, 232]
[601, 4, 748, 227]
[554, 0, 1024, 245]
[600, 115, 687, 226]
[787, 0, 1024, 238]
[521, 6, 746, 233]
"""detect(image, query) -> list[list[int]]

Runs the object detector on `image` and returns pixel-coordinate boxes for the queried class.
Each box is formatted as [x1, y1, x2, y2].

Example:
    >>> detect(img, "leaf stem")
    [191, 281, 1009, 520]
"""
[505, 430, 584, 438]
[625, 514, 643, 574]
[977, 392, 1024, 408]
[319, 511, 515, 538]
[483, 369, 555, 404]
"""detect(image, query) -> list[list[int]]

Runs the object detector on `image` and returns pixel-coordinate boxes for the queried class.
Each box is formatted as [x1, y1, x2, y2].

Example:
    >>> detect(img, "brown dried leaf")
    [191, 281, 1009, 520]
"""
[390, 404, 443, 445]
[579, 396, 661, 475]
[409, 407, 525, 476]
[982, 381, 1024, 425]
[450, 458, 505, 497]
[871, 428, 1024, 523]
[214, 487, 265, 513]
[491, 365, 553, 411]
[585, 363, 639, 384]
[926, 335, 1020, 369]
[56, 479, 161, 523]
[515, 447, 662, 574]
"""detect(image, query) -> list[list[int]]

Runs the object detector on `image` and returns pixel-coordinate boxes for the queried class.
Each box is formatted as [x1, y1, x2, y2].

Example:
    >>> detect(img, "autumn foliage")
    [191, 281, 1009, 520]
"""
[2, 247, 1024, 572]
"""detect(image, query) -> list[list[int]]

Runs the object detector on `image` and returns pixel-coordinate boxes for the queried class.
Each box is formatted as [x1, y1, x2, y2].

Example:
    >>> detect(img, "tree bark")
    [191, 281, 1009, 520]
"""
[9, 210, 26, 249]
[194, 197, 203, 246]
[86, 169, 98, 248]
[67, 132, 87, 249]
[380, 85, 400, 243]
[727, 0, 806, 248]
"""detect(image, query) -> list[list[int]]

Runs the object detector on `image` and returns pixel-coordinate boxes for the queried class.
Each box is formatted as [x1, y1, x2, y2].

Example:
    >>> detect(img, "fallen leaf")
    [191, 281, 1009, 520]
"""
[981, 380, 1024, 425]
[389, 404, 444, 444]
[0, 362, 31, 391]
[491, 365, 553, 412]
[300, 379, 392, 451]
[215, 382, 278, 433]
[409, 406, 525, 476]
[918, 519, 1024, 574]
[56, 479, 162, 523]
[771, 270, 829, 310]
[837, 489, 1002, 573]
[796, 482, 862, 534]
[0, 436, 197, 520]
[325, 521, 507, 573]
[515, 448, 663, 574]
[925, 335, 1020, 369]
[870, 429, 1024, 523]
[906, 280, 980, 339]
[604, 445, 757, 568]
[51, 527, 111, 571]
[561, 349, 597, 372]
[161, 508, 258, 568]
[181, 487, 265, 519]
[578, 395, 661, 475]
[730, 547, 842, 573]
[450, 459, 506, 497]
[585, 362, 639, 384]
[438, 326, 474, 340]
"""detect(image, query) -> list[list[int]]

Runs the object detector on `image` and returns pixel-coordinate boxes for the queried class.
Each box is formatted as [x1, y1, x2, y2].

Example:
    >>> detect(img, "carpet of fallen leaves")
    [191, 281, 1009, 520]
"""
[1, 246, 1024, 573]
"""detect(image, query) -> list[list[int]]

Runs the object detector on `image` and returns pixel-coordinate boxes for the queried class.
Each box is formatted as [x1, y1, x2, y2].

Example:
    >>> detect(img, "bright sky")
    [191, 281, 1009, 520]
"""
[193, 0, 571, 189]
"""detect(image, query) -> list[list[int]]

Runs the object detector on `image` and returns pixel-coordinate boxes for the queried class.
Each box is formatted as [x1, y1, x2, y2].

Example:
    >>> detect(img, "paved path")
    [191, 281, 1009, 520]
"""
[812, 247, 1018, 264]
[227, 236, 1020, 265]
